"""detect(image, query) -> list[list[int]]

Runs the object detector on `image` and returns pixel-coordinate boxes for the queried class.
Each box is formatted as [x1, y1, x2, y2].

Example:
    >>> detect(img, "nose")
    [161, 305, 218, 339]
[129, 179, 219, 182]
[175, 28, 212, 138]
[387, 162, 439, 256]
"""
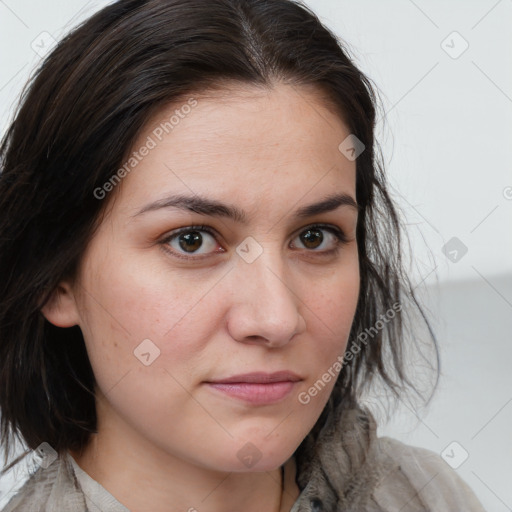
[226, 251, 306, 347]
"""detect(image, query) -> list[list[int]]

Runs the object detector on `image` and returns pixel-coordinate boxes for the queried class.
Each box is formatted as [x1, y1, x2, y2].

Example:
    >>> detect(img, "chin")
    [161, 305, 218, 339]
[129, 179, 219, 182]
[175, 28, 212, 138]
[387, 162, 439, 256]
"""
[221, 435, 298, 473]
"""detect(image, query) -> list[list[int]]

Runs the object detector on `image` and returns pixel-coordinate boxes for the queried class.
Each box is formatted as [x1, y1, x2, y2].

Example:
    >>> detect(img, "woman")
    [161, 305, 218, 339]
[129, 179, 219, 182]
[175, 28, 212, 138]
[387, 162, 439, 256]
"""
[0, 0, 486, 510]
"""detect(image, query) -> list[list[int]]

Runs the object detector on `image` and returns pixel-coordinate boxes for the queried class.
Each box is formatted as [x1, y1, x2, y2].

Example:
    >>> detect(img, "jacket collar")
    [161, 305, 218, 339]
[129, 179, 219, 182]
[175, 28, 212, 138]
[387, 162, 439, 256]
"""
[291, 403, 383, 511]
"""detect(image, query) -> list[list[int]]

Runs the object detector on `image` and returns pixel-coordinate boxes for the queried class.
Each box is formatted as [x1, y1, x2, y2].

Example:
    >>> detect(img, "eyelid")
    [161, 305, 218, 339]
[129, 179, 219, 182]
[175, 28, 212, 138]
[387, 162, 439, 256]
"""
[162, 224, 218, 240]
[291, 223, 348, 242]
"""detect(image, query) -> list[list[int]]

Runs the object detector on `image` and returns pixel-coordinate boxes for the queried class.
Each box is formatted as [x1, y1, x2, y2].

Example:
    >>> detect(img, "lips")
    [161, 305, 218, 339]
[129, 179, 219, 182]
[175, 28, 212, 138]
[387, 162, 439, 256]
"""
[206, 371, 302, 384]
[204, 371, 302, 405]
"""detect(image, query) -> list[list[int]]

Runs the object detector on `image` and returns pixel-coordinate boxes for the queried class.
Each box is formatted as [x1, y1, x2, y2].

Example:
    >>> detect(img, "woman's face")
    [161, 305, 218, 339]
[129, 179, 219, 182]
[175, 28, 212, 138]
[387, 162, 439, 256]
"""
[48, 83, 360, 472]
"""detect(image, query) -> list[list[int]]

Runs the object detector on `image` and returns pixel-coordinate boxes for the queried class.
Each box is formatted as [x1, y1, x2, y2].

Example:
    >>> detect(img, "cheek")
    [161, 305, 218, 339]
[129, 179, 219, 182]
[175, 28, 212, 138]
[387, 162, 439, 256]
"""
[76, 253, 226, 387]
[303, 260, 360, 376]
[306, 258, 360, 336]
[76, 259, 216, 437]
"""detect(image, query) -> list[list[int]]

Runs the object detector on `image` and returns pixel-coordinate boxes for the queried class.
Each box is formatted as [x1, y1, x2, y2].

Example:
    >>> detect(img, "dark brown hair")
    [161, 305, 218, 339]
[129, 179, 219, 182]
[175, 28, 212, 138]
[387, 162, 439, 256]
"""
[0, 0, 439, 472]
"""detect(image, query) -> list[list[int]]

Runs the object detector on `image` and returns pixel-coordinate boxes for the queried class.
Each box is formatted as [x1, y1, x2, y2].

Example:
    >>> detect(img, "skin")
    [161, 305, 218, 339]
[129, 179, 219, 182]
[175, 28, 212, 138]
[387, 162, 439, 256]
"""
[42, 82, 360, 512]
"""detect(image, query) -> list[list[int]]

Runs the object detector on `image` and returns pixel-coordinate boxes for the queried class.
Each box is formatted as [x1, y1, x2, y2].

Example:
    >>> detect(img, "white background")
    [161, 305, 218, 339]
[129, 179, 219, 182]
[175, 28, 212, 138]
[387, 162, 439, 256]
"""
[1, 1, 511, 510]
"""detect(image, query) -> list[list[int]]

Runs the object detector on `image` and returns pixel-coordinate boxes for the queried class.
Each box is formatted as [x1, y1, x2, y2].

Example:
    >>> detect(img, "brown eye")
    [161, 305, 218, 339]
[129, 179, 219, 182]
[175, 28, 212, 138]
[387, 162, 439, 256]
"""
[178, 231, 203, 253]
[292, 224, 347, 253]
[300, 228, 324, 249]
[164, 227, 220, 257]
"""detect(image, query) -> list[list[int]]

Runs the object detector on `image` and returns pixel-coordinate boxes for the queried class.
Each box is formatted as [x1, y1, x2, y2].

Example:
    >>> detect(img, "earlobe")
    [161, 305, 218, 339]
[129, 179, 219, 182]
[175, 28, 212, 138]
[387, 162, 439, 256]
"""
[40, 282, 81, 328]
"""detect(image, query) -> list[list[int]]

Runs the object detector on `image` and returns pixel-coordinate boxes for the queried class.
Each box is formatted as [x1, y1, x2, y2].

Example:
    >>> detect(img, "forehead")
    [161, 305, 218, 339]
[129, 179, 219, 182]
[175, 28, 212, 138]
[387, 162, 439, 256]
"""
[113, 83, 356, 215]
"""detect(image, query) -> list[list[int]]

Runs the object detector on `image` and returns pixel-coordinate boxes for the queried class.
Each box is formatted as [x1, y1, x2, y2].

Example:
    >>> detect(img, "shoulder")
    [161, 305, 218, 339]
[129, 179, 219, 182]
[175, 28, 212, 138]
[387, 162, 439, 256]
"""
[1, 454, 86, 512]
[372, 436, 487, 512]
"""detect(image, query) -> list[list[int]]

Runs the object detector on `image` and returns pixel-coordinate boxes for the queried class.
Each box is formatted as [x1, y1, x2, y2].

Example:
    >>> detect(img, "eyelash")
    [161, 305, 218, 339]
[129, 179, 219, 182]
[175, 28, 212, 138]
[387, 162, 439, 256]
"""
[159, 223, 349, 261]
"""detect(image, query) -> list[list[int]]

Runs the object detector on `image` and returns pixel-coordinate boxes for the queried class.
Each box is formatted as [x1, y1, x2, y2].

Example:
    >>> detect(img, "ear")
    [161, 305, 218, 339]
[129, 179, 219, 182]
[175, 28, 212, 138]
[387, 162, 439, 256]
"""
[40, 281, 81, 328]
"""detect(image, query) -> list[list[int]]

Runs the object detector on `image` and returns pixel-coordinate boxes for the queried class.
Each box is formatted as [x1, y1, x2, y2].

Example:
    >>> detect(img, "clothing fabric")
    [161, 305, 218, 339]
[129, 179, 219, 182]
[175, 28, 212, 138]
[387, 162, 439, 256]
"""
[2, 405, 487, 511]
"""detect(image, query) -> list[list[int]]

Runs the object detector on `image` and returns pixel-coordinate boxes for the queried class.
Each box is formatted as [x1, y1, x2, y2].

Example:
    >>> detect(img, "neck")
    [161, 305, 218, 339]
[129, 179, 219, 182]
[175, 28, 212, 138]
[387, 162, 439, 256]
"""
[69, 413, 300, 512]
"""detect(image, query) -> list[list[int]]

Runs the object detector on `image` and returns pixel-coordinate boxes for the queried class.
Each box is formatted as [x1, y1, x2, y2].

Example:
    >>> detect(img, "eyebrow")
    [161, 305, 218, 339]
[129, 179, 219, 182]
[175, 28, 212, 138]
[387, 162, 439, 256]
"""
[131, 192, 359, 222]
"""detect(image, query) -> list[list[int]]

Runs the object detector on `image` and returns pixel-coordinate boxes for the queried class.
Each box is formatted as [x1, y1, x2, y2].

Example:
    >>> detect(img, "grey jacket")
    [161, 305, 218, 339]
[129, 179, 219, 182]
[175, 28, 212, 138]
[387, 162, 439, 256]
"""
[2, 405, 487, 511]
